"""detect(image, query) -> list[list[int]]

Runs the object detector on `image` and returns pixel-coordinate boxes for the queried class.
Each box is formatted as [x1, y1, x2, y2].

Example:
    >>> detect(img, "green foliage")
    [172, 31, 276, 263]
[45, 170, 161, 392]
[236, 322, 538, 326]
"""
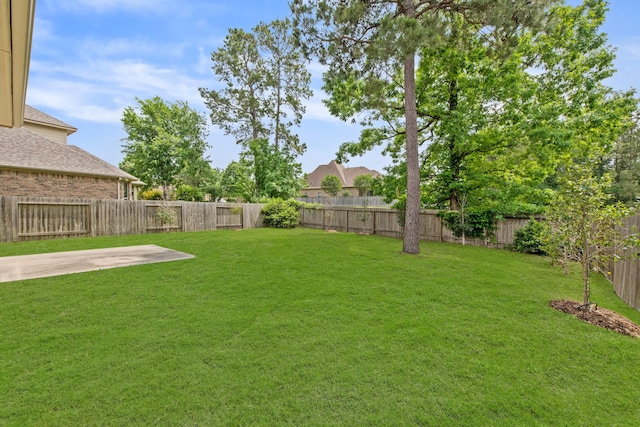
[321, 174, 341, 197]
[292, 0, 557, 254]
[509, 219, 548, 255]
[120, 97, 210, 200]
[353, 174, 374, 196]
[221, 160, 255, 202]
[393, 196, 407, 228]
[438, 209, 497, 240]
[200, 167, 225, 202]
[261, 198, 302, 228]
[612, 116, 640, 205]
[175, 185, 204, 202]
[156, 204, 178, 228]
[139, 189, 163, 200]
[243, 139, 304, 200]
[199, 19, 311, 153]
[542, 162, 640, 308]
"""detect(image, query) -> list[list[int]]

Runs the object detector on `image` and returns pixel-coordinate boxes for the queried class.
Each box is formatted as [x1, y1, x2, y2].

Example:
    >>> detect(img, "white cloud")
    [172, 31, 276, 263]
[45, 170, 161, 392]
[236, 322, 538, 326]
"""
[28, 56, 212, 125]
[27, 80, 124, 124]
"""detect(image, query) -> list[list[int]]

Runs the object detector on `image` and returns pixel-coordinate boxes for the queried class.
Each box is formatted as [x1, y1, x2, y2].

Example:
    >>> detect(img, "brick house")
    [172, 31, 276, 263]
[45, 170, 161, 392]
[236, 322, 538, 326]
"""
[0, 106, 142, 199]
[302, 160, 382, 197]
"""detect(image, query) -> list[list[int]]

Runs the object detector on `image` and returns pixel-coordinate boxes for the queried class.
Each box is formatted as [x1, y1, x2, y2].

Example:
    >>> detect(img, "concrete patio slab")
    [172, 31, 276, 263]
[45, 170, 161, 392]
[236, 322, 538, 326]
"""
[0, 245, 194, 283]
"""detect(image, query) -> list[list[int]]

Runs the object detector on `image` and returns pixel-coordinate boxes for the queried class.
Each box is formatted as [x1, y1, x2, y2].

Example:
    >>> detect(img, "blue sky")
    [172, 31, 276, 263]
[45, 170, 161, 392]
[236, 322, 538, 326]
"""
[26, 0, 640, 174]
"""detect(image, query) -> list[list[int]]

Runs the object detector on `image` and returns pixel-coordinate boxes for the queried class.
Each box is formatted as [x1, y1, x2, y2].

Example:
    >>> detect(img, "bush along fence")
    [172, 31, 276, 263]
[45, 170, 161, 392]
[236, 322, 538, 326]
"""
[0, 196, 264, 243]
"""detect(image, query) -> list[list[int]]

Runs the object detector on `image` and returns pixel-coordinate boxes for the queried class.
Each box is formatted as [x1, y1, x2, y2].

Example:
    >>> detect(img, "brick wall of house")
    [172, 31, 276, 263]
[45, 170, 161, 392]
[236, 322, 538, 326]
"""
[0, 169, 119, 199]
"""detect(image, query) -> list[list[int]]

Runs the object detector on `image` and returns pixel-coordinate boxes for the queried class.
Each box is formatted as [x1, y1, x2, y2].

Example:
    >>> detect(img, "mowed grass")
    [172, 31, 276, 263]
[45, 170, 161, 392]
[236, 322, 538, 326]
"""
[1, 228, 639, 426]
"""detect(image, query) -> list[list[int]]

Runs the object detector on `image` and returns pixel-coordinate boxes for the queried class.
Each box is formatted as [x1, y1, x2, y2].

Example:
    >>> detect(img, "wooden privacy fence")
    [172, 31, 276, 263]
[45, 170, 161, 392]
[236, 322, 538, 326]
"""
[297, 196, 391, 207]
[0, 196, 264, 243]
[613, 215, 640, 311]
[300, 206, 532, 248]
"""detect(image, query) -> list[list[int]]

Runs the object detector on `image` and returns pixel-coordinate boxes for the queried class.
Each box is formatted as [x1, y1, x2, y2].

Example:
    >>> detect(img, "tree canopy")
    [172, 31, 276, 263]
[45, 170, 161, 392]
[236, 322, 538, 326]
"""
[199, 18, 312, 154]
[120, 96, 210, 200]
[292, 0, 558, 254]
[321, 174, 342, 197]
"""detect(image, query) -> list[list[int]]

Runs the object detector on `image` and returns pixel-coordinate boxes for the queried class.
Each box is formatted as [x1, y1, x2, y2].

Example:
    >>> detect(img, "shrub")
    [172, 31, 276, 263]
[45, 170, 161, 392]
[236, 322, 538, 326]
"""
[140, 189, 163, 200]
[175, 184, 204, 202]
[509, 218, 548, 255]
[261, 198, 302, 228]
[438, 209, 498, 240]
[156, 204, 178, 228]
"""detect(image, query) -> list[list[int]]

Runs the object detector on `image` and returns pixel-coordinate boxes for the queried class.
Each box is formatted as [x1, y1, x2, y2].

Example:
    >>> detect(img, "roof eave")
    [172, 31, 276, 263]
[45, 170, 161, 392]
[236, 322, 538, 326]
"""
[24, 117, 78, 135]
[0, 0, 36, 128]
[0, 165, 138, 181]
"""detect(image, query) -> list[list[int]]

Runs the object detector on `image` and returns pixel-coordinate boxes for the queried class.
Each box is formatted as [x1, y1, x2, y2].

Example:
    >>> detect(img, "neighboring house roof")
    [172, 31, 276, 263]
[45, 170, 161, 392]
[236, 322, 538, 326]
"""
[24, 105, 77, 135]
[306, 160, 382, 188]
[0, 126, 136, 180]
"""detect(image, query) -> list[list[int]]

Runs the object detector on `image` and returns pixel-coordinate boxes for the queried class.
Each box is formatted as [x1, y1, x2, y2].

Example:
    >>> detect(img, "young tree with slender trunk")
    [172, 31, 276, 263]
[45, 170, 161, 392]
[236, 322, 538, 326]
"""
[543, 163, 639, 311]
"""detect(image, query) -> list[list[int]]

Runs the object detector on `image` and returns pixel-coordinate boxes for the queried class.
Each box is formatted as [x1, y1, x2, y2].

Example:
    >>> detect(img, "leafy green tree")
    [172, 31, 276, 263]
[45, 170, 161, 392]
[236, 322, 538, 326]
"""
[242, 139, 304, 200]
[218, 142, 304, 202]
[199, 19, 311, 154]
[413, 17, 536, 212]
[292, 0, 555, 254]
[543, 162, 639, 311]
[353, 174, 374, 197]
[201, 167, 225, 202]
[120, 97, 210, 200]
[221, 161, 254, 202]
[529, 0, 636, 190]
[175, 184, 204, 202]
[321, 174, 341, 197]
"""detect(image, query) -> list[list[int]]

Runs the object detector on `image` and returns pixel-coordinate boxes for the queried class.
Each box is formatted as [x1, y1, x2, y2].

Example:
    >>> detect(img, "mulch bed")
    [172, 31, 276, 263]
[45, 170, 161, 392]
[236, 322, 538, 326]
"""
[550, 300, 640, 338]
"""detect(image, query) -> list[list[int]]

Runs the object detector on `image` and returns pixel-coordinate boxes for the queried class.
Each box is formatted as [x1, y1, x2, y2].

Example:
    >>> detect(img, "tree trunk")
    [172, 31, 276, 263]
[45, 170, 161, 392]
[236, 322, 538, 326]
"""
[582, 242, 591, 310]
[403, 48, 421, 255]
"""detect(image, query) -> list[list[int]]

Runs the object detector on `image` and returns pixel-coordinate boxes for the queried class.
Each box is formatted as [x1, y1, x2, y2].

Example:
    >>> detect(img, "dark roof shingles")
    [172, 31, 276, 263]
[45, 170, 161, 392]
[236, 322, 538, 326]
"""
[23, 105, 77, 133]
[0, 127, 135, 179]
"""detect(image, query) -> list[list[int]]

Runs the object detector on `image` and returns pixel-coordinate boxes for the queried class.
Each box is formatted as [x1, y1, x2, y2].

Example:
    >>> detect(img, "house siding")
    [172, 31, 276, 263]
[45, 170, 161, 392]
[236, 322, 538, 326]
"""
[0, 169, 119, 199]
[24, 121, 68, 145]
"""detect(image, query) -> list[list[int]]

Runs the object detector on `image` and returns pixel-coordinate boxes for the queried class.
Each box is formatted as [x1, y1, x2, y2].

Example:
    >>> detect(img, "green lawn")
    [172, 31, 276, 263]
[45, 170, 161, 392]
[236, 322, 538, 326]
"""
[1, 228, 639, 426]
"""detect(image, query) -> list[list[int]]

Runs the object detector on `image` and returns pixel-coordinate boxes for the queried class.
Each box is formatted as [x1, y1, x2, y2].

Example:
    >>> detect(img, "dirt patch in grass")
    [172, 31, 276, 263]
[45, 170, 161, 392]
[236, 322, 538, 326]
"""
[550, 300, 640, 338]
